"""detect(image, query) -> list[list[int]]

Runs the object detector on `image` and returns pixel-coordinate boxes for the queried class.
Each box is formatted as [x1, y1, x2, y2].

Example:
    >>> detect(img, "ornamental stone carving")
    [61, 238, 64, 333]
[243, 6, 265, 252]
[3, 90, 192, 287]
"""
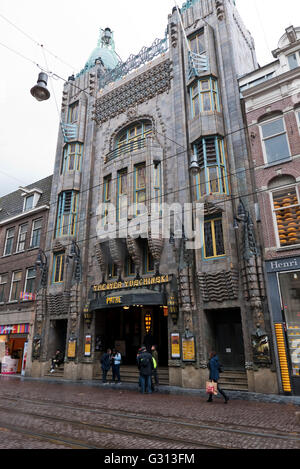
[95, 60, 172, 125]
[198, 270, 239, 303]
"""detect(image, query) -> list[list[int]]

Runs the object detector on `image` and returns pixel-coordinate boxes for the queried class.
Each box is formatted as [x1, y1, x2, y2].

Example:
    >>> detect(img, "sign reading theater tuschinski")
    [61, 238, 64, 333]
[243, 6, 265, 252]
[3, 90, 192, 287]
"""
[93, 275, 171, 292]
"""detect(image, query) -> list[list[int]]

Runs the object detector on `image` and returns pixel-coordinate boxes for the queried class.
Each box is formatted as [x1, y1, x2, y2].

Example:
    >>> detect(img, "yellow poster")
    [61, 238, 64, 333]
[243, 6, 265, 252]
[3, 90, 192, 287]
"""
[182, 337, 195, 362]
[171, 333, 180, 359]
[68, 340, 76, 358]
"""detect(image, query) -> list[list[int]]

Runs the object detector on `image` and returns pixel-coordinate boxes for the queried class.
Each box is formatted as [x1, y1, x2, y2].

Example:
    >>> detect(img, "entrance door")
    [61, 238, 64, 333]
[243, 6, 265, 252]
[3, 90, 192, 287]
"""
[48, 319, 68, 360]
[209, 308, 245, 370]
[96, 305, 168, 366]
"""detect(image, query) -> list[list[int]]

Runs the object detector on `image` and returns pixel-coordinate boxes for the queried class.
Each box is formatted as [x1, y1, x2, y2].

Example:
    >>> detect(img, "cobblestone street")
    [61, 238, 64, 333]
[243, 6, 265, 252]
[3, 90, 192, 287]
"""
[0, 375, 299, 452]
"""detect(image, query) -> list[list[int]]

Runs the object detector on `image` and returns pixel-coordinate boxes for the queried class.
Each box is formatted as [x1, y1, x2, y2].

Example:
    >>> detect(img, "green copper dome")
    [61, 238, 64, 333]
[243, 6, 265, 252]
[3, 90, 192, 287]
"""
[87, 45, 119, 70]
[86, 27, 120, 71]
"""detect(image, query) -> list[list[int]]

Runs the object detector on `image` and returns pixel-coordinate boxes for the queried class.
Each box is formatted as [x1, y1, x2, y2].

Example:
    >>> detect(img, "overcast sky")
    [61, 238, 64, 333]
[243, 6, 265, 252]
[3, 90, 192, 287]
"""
[0, 0, 299, 197]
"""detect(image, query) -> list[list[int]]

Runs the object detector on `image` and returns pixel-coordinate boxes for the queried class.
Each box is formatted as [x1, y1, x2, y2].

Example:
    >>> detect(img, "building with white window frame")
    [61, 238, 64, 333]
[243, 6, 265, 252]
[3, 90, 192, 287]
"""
[239, 25, 300, 395]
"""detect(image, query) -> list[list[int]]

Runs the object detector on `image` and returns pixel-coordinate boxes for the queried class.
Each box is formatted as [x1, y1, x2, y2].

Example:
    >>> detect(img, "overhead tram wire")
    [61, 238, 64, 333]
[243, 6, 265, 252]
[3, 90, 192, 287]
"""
[0, 11, 76, 72]
[0, 28, 299, 252]
[0, 36, 299, 218]
[1, 37, 300, 222]
[0, 168, 298, 271]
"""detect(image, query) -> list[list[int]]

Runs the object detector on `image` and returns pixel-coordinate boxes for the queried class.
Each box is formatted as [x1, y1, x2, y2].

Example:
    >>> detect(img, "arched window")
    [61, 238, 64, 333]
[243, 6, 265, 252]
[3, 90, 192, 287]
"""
[115, 121, 152, 155]
[269, 176, 300, 247]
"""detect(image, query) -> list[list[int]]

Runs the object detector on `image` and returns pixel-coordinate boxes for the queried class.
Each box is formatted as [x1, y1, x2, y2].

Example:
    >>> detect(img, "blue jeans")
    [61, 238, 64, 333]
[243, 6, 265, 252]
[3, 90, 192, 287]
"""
[112, 364, 120, 382]
[140, 375, 152, 394]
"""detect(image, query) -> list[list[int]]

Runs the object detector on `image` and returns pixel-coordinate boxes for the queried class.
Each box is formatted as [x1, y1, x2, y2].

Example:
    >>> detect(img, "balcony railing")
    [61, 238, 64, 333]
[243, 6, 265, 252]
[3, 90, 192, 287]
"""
[105, 136, 157, 163]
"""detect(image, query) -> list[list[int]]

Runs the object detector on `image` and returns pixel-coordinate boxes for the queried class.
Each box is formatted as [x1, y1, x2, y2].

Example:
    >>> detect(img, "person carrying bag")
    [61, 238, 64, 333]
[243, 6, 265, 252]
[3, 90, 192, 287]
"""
[206, 351, 229, 404]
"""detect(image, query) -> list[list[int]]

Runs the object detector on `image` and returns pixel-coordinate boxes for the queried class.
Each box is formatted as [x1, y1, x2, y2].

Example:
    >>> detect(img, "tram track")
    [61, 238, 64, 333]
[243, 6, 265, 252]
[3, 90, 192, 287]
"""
[0, 395, 299, 449]
[0, 404, 217, 450]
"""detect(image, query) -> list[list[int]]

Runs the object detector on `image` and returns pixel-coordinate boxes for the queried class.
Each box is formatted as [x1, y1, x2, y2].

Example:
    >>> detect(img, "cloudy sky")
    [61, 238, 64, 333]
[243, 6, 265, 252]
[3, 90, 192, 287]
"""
[0, 0, 299, 197]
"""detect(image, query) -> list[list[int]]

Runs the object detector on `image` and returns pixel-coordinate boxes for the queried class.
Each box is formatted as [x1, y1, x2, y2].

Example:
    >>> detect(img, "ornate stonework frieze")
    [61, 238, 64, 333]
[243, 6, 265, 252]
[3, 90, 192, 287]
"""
[95, 60, 172, 125]
[198, 269, 239, 302]
[47, 292, 70, 317]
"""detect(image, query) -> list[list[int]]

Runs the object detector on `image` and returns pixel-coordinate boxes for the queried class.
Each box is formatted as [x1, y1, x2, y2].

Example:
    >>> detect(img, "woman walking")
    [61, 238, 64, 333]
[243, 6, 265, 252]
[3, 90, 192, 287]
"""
[207, 351, 229, 404]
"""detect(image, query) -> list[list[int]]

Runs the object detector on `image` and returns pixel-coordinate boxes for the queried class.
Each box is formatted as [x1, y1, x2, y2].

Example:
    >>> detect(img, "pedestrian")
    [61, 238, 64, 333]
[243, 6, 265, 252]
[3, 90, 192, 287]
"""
[137, 345, 153, 394]
[111, 348, 122, 384]
[151, 345, 159, 391]
[100, 348, 111, 383]
[50, 349, 64, 373]
[136, 347, 143, 390]
[207, 351, 229, 404]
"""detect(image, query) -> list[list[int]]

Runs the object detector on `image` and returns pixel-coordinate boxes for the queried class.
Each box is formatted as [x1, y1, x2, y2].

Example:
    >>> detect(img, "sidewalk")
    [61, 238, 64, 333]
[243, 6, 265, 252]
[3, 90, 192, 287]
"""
[2, 373, 300, 407]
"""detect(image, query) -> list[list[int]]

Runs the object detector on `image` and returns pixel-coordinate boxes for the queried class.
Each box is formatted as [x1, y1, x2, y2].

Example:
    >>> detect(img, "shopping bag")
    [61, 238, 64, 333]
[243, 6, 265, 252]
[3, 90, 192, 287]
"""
[206, 381, 218, 395]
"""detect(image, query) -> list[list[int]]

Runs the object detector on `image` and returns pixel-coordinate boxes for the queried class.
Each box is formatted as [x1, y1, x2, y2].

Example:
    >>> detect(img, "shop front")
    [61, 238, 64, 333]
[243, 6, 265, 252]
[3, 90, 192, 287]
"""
[0, 323, 30, 375]
[266, 256, 300, 395]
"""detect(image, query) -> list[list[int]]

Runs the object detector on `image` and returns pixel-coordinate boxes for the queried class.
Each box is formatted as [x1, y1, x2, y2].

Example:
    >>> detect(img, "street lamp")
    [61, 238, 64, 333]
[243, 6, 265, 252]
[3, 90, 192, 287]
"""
[189, 152, 200, 176]
[30, 72, 51, 102]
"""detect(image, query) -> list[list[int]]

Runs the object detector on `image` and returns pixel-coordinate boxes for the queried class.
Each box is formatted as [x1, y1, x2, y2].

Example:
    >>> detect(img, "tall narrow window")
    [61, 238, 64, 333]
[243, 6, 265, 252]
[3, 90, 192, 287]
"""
[190, 78, 220, 117]
[144, 246, 154, 274]
[30, 219, 42, 248]
[272, 185, 300, 247]
[204, 218, 225, 259]
[103, 175, 112, 225]
[61, 143, 83, 173]
[108, 263, 118, 279]
[0, 274, 8, 303]
[153, 164, 162, 207]
[56, 191, 78, 237]
[288, 52, 299, 71]
[134, 164, 146, 214]
[53, 252, 65, 284]
[117, 170, 128, 221]
[126, 256, 136, 276]
[296, 109, 300, 135]
[9, 271, 22, 302]
[260, 117, 290, 164]
[4, 228, 15, 256]
[24, 195, 34, 211]
[67, 101, 79, 123]
[16, 223, 28, 252]
[189, 30, 205, 54]
[193, 136, 228, 198]
[24, 268, 36, 295]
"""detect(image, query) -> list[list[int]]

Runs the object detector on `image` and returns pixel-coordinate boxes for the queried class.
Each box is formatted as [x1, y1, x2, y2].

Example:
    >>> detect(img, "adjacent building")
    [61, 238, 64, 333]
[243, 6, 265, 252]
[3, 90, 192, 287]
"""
[0, 175, 52, 375]
[239, 26, 300, 395]
[30, 0, 279, 394]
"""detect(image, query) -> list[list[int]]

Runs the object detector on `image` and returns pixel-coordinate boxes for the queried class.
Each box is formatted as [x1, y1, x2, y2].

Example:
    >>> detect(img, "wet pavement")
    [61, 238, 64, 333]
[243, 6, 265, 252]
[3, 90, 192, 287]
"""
[0, 374, 299, 451]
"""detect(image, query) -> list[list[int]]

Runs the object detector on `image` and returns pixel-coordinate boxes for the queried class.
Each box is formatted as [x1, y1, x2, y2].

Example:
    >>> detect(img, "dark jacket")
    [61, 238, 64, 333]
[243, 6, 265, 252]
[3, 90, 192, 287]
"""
[137, 351, 154, 376]
[208, 355, 221, 381]
[101, 353, 111, 371]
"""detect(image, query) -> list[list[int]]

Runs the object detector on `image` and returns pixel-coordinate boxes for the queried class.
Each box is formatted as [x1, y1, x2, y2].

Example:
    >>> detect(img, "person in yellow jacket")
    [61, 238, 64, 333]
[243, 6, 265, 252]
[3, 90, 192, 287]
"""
[151, 345, 159, 391]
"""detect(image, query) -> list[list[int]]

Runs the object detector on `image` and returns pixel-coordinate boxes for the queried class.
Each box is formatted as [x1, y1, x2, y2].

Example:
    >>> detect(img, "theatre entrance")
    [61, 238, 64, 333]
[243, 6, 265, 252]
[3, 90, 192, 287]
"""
[95, 306, 168, 366]
[206, 308, 245, 370]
